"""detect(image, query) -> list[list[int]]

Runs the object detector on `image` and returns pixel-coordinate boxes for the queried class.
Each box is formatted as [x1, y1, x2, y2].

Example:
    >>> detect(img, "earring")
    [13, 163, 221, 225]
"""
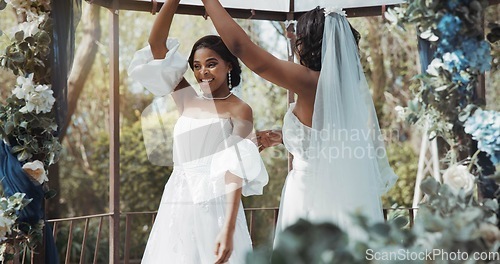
[228, 71, 232, 89]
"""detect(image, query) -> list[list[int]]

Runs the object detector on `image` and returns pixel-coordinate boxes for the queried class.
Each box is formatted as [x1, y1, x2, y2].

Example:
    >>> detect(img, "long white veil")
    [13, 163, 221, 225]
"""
[308, 9, 398, 226]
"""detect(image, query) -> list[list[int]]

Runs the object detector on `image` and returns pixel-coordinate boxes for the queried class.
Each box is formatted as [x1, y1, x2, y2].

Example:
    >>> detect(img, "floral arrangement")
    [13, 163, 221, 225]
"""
[0, 0, 59, 260]
[0, 0, 60, 180]
[385, 0, 498, 161]
[0, 193, 42, 263]
[385, 0, 500, 196]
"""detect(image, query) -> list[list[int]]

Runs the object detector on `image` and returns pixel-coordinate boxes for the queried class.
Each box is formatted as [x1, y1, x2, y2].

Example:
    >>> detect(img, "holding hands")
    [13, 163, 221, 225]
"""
[256, 130, 283, 152]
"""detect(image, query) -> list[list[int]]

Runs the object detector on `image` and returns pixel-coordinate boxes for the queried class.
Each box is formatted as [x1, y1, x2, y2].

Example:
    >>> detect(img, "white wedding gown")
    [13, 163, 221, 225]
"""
[274, 12, 398, 245]
[127, 39, 269, 264]
[142, 116, 268, 264]
[274, 103, 389, 244]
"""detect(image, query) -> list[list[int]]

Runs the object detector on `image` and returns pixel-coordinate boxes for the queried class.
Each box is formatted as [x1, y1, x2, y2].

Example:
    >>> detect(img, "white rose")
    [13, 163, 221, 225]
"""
[22, 160, 48, 184]
[442, 164, 475, 195]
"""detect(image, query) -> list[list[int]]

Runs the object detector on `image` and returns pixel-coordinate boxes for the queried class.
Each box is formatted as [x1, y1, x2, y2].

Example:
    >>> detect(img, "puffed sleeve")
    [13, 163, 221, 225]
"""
[127, 39, 188, 96]
[210, 136, 269, 197]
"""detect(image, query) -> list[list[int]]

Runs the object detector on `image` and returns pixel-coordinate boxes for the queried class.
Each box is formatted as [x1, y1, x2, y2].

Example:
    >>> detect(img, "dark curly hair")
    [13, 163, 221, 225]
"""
[188, 35, 241, 89]
[295, 7, 361, 71]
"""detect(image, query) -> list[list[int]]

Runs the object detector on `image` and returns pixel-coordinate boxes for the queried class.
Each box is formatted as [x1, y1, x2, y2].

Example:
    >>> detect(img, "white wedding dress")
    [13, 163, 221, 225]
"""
[274, 103, 392, 244]
[128, 40, 269, 264]
[142, 116, 267, 264]
[274, 11, 397, 245]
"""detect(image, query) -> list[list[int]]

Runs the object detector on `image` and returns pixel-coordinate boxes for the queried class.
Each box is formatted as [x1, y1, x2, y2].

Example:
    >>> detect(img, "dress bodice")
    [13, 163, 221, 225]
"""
[282, 103, 315, 172]
[171, 115, 268, 201]
[172, 115, 233, 167]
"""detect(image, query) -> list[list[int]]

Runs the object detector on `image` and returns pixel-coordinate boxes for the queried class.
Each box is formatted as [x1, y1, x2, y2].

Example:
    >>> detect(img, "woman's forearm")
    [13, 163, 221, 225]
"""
[148, 0, 180, 58]
[223, 173, 243, 231]
[201, 0, 253, 58]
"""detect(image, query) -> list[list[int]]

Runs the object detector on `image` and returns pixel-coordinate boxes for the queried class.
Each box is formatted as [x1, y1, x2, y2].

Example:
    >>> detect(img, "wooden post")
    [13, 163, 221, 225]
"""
[286, 0, 295, 172]
[109, 0, 120, 263]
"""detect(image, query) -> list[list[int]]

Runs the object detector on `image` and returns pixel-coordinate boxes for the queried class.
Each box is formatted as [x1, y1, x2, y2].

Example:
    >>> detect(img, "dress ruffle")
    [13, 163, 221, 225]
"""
[210, 136, 269, 197]
[128, 39, 188, 96]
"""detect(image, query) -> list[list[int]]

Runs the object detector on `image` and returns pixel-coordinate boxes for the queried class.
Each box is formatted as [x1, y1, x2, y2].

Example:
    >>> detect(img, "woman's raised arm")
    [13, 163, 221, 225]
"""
[148, 0, 180, 58]
[145, 0, 196, 112]
[201, 0, 318, 96]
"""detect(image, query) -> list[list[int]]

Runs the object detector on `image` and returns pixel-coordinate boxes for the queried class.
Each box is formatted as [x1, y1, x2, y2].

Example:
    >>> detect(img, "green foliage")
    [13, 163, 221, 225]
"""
[248, 178, 500, 264]
[382, 142, 418, 208]
[0, 95, 61, 165]
[0, 22, 52, 84]
[0, 193, 43, 261]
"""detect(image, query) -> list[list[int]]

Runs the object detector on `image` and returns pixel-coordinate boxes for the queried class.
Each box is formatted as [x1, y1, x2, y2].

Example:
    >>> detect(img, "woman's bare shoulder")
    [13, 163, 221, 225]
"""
[227, 96, 253, 123]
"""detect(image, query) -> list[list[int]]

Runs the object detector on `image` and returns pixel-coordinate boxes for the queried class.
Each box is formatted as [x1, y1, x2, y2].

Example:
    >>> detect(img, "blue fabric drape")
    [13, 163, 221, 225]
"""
[417, 36, 435, 72]
[51, 0, 82, 134]
[0, 141, 58, 263]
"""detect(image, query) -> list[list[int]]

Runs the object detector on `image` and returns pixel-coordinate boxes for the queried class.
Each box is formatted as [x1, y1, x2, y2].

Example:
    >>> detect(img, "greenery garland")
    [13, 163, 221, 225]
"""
[0, 0, 60, 260]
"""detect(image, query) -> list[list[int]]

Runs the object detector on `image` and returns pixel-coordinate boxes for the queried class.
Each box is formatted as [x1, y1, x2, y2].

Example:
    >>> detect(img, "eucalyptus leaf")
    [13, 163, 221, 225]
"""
[18, 42, 29, 51]
[369, 223, 390, 237]
[420, 177, 440, 196]
[35, 31, 51, 46]
[38, 46, 50, 57]
[44, 189, 57, 200]
[25, 36, 35, 45]
[435, 85, 448, 92]
[483, 199, 499, 211]
[391, 216, 410, 229]
[11, 145, 25, 153]
[9, 52, 25, 63]
[17, 150, 32, 162]
[4, 121, 14, 135]
[48, 152, 55, 165]
[14, 31, 24, 42]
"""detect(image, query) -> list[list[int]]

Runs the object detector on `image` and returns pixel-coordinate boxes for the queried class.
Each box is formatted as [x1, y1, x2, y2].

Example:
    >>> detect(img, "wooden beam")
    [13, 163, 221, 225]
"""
[87, 0, 399, 20]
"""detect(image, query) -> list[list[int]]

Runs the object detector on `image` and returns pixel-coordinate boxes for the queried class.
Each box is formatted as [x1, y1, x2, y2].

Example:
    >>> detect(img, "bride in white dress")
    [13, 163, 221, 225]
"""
[201, 1, 398, 245]
[127, 1, 268, 263]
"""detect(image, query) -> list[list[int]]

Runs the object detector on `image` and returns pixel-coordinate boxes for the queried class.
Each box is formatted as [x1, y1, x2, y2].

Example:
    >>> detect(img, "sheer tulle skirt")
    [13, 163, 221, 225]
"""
[141, 168, 253, 264]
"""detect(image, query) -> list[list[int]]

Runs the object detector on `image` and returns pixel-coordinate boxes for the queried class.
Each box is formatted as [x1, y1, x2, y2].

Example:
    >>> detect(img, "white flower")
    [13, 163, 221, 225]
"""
[442, 164, 475, 195]
[5, 0, 31, 10]
[426, 58, 444, 76]
[324, 7, 346, 17]
[0, 212, 15, 241]
[394, 105, 406, 121]
[20, 84, 55, 114]
[419, 29, 439, 42]
[442, 52, 461, 71]
[22, 160, 49, 184]
[14, 74, 56, 114]
[7, 14, 44, 39]
[12, 73, 35, 99]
